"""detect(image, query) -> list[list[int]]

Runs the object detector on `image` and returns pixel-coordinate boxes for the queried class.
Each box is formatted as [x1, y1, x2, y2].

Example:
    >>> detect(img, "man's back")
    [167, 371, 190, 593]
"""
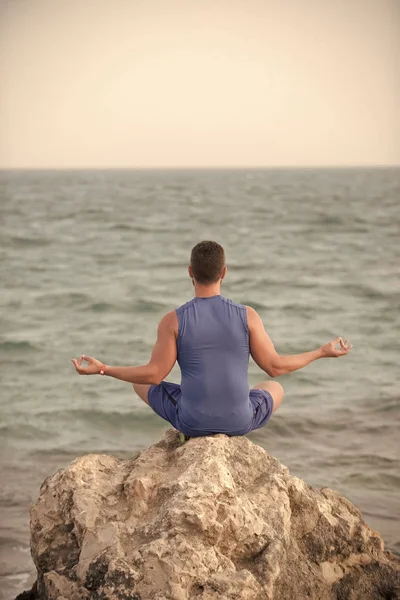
[72, 240, 351, 439]
[176, 294, 253, 433]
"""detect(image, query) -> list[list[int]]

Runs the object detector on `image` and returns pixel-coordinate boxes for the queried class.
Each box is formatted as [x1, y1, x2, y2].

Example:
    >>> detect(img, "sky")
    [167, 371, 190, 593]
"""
[0, 0, 399, 168]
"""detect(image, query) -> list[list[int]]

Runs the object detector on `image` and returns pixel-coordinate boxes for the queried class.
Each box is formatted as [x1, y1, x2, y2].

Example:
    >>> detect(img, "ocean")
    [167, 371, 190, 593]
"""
[0, 167, 399, 599]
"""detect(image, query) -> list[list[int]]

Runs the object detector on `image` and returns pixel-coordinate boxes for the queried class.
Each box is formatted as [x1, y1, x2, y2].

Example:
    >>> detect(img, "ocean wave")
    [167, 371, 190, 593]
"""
[280, 303, 316, 315]
[237, 300, 266, 311]
[0, 340, 39, 352]
[156, 261, 189, 269]
[27, 447, 138, 461]
[0, 423, 53, 440]
[11, 236, 50, 247]
[341, 471, 400, 490]
[31, 408, 161, 428]
[314, 214, 345, 226]
[0, 409, 164, 445]
[33, 292, 92, 308]
[133, 299, 170, 312]
[84, 301, 115, 312]
[227, 263, 266, 273]
[267, 415, 325, 437]
[369, 399, 400, 413]
[331, 283, 392, 300]
[109, 223, 134, 231]
[0, 494, 26, 509]
[323, 454, 398, 469]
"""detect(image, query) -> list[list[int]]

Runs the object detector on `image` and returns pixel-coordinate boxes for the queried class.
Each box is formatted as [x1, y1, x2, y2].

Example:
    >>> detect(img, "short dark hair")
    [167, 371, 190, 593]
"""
[190, 241, 225, 284]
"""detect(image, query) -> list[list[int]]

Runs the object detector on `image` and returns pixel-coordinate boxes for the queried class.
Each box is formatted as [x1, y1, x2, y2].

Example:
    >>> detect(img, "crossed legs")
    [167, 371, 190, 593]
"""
[252, 380, 284, 413]
[133, 381, 284, 414]
[132, 383, 151, 406]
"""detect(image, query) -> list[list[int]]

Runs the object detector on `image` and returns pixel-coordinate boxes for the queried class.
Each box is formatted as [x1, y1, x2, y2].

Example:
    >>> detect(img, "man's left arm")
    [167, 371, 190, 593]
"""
[71, 311, 178, 385]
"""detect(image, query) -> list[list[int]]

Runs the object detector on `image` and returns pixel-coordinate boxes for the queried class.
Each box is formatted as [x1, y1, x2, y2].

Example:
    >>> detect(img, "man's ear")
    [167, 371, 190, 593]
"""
[221, 266, 227, 281]
[188, 265, 193, 278]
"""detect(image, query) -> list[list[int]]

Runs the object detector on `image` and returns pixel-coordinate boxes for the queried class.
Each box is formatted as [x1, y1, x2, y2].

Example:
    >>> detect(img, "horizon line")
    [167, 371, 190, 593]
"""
[1, 164, 399, 171]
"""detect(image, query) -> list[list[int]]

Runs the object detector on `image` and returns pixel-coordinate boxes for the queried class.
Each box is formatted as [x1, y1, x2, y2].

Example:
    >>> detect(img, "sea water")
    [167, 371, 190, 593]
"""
[0, 167, 399, 598]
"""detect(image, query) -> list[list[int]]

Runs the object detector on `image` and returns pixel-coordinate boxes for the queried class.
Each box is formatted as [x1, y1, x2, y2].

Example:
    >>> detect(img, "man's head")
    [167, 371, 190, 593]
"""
[189, 241, 226, 285]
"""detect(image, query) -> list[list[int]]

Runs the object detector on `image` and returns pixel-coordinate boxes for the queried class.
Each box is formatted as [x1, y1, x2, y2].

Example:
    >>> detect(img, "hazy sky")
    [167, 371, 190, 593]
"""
[0, 0, 399, 168]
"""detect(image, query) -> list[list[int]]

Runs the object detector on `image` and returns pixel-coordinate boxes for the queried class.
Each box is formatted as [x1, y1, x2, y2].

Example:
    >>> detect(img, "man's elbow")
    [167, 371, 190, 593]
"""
[266, 358, 284, 378]
[266, 367, 279, 378]
[147, 365, 163, 385]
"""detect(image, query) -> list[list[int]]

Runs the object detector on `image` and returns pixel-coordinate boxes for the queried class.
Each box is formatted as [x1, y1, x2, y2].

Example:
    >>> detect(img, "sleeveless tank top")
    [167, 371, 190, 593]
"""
[175, 295, 253, 433]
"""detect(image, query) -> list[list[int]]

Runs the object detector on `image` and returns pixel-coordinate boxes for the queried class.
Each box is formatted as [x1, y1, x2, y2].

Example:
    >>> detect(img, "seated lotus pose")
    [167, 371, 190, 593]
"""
[72, 241, 352, 438]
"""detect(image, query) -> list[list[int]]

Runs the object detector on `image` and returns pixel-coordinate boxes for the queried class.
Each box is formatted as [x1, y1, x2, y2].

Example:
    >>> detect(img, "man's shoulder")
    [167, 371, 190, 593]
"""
[220, 295, 247, 312]
[244, 305, 263, 331]
[159, 310, 178, 327]
[175, 298, 197, 315]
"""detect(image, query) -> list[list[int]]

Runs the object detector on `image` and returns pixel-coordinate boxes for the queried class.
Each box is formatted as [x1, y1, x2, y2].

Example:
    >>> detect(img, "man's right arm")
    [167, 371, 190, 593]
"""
[246, 306, 352, 377]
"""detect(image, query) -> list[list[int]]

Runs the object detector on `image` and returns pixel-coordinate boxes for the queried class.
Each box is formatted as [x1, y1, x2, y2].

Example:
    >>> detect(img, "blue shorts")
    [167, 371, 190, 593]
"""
[148, 382, 274, 437]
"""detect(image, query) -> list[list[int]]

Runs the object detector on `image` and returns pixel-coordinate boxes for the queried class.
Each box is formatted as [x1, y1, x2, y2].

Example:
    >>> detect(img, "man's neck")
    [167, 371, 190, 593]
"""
[194, 283, 221, 298]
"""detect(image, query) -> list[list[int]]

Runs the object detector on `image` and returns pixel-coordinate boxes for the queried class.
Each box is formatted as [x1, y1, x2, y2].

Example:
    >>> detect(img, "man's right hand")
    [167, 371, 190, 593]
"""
[320, 337, 353, 358]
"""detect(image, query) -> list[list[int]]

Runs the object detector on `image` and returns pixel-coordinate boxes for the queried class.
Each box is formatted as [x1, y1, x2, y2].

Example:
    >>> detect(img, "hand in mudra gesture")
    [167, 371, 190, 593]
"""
[320, 337, 352, 358]
[71, 355, 102, 375]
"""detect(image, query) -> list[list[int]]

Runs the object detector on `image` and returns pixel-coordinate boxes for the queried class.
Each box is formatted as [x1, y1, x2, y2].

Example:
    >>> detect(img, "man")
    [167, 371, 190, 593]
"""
[72, 241, 352, 437]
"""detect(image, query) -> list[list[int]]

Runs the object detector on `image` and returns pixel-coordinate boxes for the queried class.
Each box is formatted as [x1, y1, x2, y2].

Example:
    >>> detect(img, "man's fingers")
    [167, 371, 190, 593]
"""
[323, 337, 352, 357]
[71, 355, 100, 376]
[72, 358, 86, 374]
[75, 355, 92, 368]
[341, 339, 353, 350]
[339, 342, 353, 355]
[334, 337, 353, 350]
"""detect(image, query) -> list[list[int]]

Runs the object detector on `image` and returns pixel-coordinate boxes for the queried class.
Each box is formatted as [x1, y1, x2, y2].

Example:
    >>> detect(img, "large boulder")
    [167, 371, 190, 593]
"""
[20, 429, 399, 600]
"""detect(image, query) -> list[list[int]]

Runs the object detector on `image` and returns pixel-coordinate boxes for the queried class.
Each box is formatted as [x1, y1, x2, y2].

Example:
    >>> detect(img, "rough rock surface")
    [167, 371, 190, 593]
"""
[20, 429, 400, 600]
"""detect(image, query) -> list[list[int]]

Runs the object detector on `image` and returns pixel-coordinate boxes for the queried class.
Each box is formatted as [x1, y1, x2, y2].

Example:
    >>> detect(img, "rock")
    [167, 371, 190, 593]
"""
[20, 429, 400, 600]
[14, 581, 37, 600]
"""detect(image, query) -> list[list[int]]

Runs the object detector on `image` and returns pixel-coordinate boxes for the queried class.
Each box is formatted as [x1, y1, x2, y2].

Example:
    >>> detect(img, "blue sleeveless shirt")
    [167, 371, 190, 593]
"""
[175, 295, 253, 434]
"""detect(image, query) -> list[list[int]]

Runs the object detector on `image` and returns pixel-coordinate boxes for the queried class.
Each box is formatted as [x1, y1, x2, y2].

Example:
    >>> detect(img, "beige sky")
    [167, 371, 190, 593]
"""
[0, 0, 399, 168]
